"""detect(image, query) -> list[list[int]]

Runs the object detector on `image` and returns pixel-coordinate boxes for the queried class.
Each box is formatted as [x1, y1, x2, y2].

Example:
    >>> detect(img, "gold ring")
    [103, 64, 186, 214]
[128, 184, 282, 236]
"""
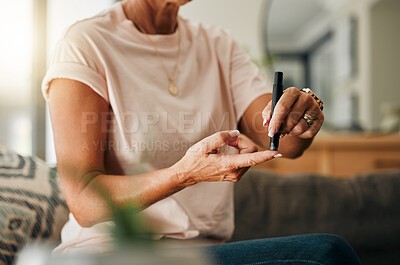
[303, 114, 313, 126]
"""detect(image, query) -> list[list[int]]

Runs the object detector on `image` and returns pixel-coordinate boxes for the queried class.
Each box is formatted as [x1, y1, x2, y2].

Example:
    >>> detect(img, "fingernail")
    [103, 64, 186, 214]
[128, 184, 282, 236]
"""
[268, 128, 276, 138]
[228, 130, 240, 138]
[274, 154, 283, 158]
[263, 118, 269, 127]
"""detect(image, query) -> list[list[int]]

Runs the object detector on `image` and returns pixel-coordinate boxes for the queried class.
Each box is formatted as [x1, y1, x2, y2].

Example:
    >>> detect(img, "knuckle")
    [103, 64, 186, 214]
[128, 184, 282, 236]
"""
[215, 166, 226, 179]
[280, 104, 289, 113]
[304, 94, 314, 105]
[288, 87, 300, 95]
[216, 132, 226, 144]
[309, 107, 319, 116]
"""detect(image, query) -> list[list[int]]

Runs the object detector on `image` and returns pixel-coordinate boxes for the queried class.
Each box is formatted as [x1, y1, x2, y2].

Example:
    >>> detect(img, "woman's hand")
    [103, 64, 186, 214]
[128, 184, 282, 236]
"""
[262, 87, 324, 140]
[173, 130, 279, 187]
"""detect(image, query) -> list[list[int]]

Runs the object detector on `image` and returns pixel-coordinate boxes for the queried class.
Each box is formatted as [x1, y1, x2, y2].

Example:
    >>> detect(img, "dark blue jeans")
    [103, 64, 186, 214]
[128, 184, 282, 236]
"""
[202, 234, 363, 265]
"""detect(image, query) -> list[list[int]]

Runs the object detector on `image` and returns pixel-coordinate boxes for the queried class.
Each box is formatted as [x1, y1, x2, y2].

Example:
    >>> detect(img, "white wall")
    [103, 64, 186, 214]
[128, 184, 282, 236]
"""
[180, 0, 267, 60]
[332, 0, 386, 131]
[47, 0, 114, 61]
[0, 1, 33, 156]
[370, 0, 400, 130]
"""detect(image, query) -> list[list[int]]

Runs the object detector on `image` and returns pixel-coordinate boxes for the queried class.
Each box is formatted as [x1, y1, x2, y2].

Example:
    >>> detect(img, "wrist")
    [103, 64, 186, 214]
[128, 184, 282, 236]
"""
[169, 162, 194, 189]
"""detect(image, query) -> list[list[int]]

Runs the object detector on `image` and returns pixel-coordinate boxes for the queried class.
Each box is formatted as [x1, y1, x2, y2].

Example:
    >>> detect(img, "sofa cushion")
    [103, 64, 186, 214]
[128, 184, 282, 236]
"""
[0, 145, 69, 265]
[232, 169, 400, 265]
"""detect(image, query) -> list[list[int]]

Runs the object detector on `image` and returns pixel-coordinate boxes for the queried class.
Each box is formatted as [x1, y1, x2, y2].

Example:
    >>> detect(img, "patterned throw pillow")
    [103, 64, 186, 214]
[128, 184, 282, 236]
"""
[0, 144, 69, 265]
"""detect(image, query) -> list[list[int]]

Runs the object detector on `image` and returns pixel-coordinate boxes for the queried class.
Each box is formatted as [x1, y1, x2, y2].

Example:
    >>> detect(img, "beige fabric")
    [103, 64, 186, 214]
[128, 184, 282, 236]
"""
[42, 2, 271, 253]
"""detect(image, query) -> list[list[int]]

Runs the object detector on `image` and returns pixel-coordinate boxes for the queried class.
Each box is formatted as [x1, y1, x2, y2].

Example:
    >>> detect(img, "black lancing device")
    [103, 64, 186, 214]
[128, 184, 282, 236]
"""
[269, 72, 283, 151]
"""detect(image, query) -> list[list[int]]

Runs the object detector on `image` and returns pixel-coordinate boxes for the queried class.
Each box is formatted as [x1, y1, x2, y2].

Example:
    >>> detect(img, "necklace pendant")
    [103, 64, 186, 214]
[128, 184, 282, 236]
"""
[168, 82, 178, 96]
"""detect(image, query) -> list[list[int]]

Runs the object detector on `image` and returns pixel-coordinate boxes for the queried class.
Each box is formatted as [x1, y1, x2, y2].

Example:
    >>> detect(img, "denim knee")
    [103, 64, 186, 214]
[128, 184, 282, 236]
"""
[306, 234, 362, 265]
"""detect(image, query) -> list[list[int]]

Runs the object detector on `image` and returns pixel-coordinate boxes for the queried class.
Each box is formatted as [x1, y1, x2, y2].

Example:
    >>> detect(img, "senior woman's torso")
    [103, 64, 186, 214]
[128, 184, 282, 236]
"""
[103, 3, 238, 240]
[42, 2, 270, 251]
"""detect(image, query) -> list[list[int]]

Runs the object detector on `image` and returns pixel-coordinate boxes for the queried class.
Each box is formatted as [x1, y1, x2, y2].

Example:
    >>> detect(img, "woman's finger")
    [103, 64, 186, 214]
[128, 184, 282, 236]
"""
[229, 137, 258, 181]
[288, 118, 309, 136]
[268, 87, 301, 137]
[192, 130, 240, 153]
[228, 136, 258, 154]
[262, 101, 272, 127]
[298, 112, 324, 139]
[289, 104, 322, 137]
[281, 93, 314, 133]
[227, 150, 279, 169]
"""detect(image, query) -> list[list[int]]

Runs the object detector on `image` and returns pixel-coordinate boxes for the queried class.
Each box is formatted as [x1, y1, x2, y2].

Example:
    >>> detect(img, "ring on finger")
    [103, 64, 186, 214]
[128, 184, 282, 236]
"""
[303, 114, 314, 126]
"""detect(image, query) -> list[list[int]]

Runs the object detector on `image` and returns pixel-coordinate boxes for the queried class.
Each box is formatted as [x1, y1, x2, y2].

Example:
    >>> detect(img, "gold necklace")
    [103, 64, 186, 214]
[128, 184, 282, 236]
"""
[134, 21, 181, 96]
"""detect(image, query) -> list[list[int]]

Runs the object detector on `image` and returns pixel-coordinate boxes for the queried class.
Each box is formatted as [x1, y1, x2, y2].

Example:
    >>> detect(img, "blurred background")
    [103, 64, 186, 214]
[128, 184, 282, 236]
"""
[0, 0, 399, 176]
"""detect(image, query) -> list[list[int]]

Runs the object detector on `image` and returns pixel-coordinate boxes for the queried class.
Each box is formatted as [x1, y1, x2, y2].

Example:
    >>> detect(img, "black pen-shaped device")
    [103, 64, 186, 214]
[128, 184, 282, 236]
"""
[270, 72, 283, 151]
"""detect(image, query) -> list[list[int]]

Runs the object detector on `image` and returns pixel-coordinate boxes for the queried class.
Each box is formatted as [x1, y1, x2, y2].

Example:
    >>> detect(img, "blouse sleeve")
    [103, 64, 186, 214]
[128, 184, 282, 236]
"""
[41, 38, 109, 103]
[230, 38, 272, 123]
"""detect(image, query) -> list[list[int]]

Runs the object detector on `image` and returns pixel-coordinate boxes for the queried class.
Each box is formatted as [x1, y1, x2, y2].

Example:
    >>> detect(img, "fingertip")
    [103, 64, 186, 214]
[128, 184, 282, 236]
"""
[268, 128, 277, 138]
[261, 150, 280, 157]
[228, 130, 240, 138]
[263, 118, 269, 127]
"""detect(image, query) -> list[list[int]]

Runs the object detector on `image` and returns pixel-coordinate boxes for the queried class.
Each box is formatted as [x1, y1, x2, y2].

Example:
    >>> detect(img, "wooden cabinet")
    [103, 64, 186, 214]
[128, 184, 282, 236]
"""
[255, 133, 400, 178]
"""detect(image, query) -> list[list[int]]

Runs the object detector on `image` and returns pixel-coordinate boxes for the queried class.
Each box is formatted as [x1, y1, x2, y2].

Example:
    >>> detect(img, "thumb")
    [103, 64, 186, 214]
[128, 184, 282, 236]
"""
[196, 130, 240, 153]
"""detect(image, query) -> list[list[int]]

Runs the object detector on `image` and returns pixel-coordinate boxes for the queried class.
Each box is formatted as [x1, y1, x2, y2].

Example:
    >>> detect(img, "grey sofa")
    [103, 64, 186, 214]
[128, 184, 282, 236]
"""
[1, 144, 400, 265]
[232, 170, 400, 265]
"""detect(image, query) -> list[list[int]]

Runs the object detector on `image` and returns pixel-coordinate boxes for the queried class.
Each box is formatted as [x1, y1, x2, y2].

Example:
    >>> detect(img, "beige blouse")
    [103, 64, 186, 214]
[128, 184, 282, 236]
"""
[42, 2, 271, 253]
